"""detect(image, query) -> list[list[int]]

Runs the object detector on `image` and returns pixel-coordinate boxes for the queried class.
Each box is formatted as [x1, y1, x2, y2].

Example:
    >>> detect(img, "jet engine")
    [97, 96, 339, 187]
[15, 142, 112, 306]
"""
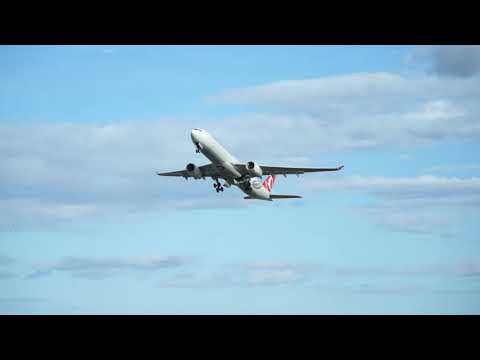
[246, 161, 263, 177]
[186, 163, 202, 179]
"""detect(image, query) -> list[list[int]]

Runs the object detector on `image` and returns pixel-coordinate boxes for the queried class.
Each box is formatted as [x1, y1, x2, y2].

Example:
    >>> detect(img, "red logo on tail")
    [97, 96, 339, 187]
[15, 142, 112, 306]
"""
[262, 175, 275, 192]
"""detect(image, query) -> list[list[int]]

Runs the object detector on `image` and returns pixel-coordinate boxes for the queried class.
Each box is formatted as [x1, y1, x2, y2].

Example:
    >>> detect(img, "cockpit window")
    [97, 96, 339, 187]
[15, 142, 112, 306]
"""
[193, 128, 203, 132]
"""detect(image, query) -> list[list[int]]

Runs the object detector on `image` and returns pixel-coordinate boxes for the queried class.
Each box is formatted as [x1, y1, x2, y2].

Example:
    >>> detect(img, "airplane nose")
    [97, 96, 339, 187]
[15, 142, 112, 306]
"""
[191, 128, 205, 141]
[190, 129, 197, 141]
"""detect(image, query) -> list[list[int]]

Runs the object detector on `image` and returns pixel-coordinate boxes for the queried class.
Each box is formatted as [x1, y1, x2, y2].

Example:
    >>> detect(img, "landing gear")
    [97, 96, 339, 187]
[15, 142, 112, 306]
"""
[213, 179, 224, 193]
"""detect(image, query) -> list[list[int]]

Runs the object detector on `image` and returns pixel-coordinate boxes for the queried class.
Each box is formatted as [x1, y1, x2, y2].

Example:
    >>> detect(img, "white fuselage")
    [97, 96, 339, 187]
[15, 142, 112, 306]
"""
[190, 128, 271, 200]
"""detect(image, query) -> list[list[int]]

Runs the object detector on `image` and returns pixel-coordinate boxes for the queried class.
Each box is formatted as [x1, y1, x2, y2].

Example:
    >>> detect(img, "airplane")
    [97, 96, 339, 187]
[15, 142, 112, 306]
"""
[157, 128, 344, 201]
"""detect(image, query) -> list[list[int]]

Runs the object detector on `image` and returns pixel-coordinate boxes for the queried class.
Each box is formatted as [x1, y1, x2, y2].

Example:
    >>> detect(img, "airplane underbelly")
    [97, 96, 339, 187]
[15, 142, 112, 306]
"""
[201, 140, 238, 164]
[201, 146, 222, 164]
[202, 146, 241, 179]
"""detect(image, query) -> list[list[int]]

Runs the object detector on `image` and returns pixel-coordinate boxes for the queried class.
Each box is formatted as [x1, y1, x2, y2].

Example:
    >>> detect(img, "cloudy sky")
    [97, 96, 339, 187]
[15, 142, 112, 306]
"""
[1, 45, 479, 314]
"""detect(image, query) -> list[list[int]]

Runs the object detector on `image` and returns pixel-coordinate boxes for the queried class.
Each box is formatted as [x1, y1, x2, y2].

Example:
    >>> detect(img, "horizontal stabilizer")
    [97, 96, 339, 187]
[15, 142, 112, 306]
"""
[270, 195, 303, 199]
[243, 195, 302, 200]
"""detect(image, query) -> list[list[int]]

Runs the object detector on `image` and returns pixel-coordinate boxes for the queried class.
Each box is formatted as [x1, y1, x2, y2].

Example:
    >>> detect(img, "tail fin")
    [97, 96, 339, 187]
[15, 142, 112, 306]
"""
[262, 175, 276, 193]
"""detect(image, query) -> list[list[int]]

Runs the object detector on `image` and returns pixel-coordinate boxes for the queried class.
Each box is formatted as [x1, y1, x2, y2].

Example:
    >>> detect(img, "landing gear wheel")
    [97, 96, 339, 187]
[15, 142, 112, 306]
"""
[214, 179, 222, 192]
[220, 187, 224, 192]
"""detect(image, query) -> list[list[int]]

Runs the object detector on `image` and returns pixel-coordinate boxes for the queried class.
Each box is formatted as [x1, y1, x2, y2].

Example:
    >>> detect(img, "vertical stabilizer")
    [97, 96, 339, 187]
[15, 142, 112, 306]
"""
[262, 175, 276, 193]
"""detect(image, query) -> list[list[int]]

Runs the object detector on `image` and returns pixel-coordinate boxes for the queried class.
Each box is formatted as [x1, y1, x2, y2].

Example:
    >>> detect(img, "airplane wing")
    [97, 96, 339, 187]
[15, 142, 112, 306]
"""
[235, 164, 344, 176]
[157, 164, 218, 178]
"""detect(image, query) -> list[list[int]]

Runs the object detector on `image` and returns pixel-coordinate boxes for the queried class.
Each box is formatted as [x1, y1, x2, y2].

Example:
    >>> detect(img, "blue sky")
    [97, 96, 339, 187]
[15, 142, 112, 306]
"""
[1, 45, 480, 314]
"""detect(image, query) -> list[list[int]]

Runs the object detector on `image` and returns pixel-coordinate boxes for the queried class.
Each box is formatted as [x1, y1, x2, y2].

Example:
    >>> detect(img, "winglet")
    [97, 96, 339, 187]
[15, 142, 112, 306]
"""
[338, 165, 344, 170]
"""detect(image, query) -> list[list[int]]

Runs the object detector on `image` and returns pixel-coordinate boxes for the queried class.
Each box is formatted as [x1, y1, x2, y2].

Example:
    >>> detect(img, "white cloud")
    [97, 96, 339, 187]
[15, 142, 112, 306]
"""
[210, 102, 480, 155]
[319, 283, 424, 296]
[101, 48, 116, 54]
[207, 72, 480, 152]
[208, 72, 480, 106]
[158, 272, 234, 288]
[248, 269, 303, 286]
[306, 175, 480, 236]
[0, 121, 248, 229]
[27, 255, 189, 280]
[240, 261, 317, 286]
[2, 115, 480, 230]
[333, 259, 480, 278]
[156, 258, 480, 290]
[2, 70, 480, 229]
[423, 164, 480, 174]
[306, 175, 480, 198]
[361, 206, 459, 238]
[158, 261, 317, 288]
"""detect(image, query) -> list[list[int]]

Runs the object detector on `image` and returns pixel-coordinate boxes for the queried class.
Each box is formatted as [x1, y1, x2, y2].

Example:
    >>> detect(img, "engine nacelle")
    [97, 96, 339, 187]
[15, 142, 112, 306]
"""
[246, 161, 263, 177]
[186, 163, 202, 179]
